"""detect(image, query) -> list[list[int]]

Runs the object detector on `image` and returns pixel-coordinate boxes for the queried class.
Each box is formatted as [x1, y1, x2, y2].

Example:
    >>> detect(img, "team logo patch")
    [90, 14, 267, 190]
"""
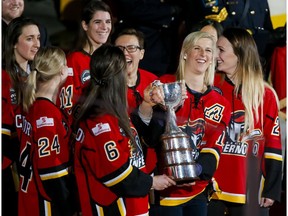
[92, 123, 111, 136]
[10, 88, 17, 105]
[81, 70, 90, 84]
[205, 103, 224, 123]
[36, 117, 54, 128]
[67, 67, 74, 76]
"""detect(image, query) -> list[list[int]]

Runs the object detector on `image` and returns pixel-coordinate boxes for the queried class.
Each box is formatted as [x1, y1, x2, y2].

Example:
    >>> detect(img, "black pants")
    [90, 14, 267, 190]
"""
[2, 166, 18, 216]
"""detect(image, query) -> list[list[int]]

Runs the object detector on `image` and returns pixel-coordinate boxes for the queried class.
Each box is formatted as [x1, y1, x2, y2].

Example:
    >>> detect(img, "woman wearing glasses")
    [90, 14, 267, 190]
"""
[112, 28, 159, 175]
[73, 44, 175, 216]
[57, 1, 113, 126]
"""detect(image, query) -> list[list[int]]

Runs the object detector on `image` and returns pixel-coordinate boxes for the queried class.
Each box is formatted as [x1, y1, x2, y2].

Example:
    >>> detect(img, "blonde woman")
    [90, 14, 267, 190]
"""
[148, 31, 232, 216]
[208, 27, 283, 216]
[19, 47, 74, 216]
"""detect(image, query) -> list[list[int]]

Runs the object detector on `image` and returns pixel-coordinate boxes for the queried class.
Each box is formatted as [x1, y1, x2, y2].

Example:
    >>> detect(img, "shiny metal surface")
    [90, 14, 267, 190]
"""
[160, 81, 199, 183]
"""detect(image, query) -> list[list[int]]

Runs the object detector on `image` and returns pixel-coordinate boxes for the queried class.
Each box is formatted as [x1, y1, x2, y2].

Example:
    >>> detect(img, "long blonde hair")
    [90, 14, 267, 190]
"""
[176, 31, 216, 86]
[222, 28, 266, 131]
[22, 47, 66, 112]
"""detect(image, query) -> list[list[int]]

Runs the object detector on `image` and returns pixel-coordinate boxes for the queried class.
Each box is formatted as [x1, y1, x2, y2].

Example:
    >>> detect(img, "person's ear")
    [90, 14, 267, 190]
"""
[139, 49, 145, 60]
[183, 54, 187, 60]
[81, 20, 88, 31]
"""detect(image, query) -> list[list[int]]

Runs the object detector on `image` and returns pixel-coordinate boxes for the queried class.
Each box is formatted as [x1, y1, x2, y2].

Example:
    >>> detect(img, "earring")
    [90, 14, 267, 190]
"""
[183, 55, 187, 60]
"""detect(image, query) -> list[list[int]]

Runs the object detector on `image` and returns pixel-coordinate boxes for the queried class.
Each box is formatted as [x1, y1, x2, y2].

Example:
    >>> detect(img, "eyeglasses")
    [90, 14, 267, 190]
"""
[117, 45, 141, 53]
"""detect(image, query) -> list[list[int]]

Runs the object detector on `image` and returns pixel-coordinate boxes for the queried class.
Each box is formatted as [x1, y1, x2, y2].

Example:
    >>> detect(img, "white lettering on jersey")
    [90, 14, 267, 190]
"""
[15, 114, 23, 128]
[36, 117, 54, 128]
[22, 116, 32, 136]
[76, 128, 85, 143]
[130, 155, 145, 169]
[92, 123, 111, 136]
[222, 142, 248, 156]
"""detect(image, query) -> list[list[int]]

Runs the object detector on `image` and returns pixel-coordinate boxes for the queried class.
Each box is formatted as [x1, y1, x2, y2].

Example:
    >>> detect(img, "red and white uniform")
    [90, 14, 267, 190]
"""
[57, 50, 91, 125]
[158, 74, 231, 206]
[127, 69, 158, 174]
[211, 74, 283, 203]
[18, 98, 72, 216]
[74, 114, 153, 216]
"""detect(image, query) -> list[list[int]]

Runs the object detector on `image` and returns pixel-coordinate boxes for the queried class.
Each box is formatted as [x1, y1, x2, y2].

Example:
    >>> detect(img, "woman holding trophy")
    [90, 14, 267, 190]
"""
[143, 31, 232, 216]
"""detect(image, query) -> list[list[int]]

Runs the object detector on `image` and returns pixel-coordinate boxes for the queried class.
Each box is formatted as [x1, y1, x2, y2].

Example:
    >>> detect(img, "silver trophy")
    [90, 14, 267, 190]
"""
[157, 81, 200, 184]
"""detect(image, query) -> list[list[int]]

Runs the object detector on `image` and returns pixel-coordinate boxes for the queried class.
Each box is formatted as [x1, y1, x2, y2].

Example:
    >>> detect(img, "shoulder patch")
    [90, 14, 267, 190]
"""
[205, 103, 224, 123]
[81, 70, 90, 84]
[67, 67, 74, 76]
[92, 123, 111, 136]
[10, 88, 17, 105]
[36, 117, 54, 128]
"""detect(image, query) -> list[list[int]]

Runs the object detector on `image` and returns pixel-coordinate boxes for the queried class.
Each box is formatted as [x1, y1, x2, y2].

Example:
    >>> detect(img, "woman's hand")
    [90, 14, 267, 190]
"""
[143, 81, 165, 106]
[260, 197, 275, 208]
[152, 174, 176, 190]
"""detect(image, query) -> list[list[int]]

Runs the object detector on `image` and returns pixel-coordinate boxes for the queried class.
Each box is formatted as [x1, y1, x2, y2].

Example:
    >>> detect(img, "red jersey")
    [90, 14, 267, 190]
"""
[158, 74, 231, 206]
[18, 98, 72, 216]
[57, 50, 91, 126]
[211, 74, 283, 203]
[2, 70, 16, 169]
[74, 114, 153, 216]
[127, 69, 158, 112]
[127, 69, 158, 174]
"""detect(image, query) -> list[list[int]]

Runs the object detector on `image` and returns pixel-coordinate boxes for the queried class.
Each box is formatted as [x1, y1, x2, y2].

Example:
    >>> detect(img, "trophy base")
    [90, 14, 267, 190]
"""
[176, 178, 200, 185]
[164, 163, 200, 183]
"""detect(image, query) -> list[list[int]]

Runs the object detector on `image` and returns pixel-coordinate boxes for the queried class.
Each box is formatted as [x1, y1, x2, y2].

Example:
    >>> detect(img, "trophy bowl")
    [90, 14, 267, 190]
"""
[162, 81, 182, 109]
[159, 81, 200, 183]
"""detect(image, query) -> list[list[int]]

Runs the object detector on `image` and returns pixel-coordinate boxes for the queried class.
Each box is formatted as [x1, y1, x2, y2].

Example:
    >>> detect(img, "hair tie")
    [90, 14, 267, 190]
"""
[93, 77, 107, 86]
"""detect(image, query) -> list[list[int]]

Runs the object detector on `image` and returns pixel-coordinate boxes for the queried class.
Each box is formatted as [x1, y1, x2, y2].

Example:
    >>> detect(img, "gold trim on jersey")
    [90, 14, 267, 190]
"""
[104, 164, 133, 187]
[117, 198, 126, 215]
[44, 200, 52, 216]
[211, 179, 246, 203]
[2, 128, 11, 136]
[201, 147, 220, 167]
[40, 167, 69, 180]
[160, 188, 206, 206]
[95, 198, 126, 216]
[96, 204, 104, 216]
[264, 152, 283, 161]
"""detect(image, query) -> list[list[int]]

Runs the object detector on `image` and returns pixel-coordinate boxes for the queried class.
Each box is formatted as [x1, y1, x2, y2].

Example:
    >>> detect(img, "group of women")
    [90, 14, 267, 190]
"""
[2, 0, 283, 216]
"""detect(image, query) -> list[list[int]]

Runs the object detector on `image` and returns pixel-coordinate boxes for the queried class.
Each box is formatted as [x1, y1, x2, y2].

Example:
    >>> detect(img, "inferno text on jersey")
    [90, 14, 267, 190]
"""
[222, 142, 248, 156]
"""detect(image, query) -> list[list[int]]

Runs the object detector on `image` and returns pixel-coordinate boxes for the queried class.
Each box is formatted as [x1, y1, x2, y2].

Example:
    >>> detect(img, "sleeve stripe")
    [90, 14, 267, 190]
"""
[264, 152, 283, 161]
[103, 164, 133, 187]
[40, 168, 69, 180]
[117, 198, 126, 215]
[2, 128, 11, 136]
[44, 200, 52, 216]
[201, 148, 220, 167]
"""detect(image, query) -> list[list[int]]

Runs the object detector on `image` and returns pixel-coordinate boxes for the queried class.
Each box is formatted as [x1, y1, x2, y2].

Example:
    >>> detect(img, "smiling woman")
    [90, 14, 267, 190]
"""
[2, 16, 40, 216]
[56, 0, 113, 128]
[147, 31, 232, 216]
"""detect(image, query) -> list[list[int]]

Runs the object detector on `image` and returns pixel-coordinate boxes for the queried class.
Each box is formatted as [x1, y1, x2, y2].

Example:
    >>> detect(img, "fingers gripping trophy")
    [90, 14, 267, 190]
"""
[153, 80, 201, 184]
